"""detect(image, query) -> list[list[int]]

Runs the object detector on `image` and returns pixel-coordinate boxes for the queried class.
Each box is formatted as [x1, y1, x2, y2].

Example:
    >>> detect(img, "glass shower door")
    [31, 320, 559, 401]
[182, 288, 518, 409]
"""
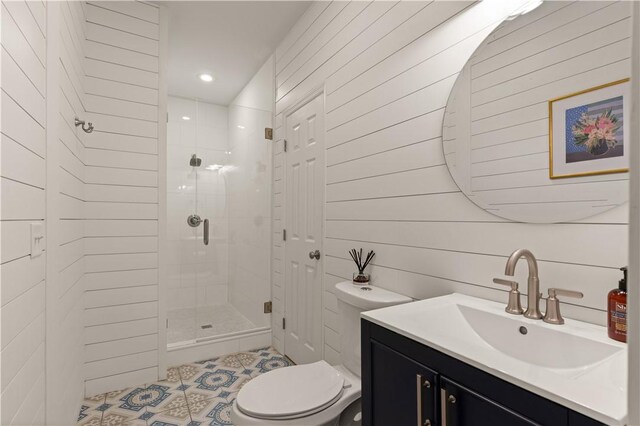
[225, 104, 273, 334]
[166, 97, 200, 345]
[166, 95, 272, 347]
[193, 100, 232, 340]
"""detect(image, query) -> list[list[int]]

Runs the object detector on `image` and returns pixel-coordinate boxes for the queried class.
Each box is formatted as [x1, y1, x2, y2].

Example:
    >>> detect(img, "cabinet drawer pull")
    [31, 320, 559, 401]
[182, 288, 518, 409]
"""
[416, 374, 431, 426]
[416, 374, 422, 426]
[441, 388, 447, 426]
[441, 389, 457, 426]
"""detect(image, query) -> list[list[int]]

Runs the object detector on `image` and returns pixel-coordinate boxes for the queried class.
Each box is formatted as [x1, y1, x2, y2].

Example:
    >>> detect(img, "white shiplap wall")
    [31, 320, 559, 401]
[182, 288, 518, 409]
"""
[1, 1, 47, 424]
[1, 0, 161, 415]
[82, 0, 161, 396]
[2, 1, 88, 423]
[48, 1, 88, 423]
[272, 0, 629, 364]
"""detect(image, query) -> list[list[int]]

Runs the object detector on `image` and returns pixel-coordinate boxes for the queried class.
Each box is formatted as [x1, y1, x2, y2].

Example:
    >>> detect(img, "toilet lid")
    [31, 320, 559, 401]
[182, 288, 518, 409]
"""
[236, 360, 345, 420]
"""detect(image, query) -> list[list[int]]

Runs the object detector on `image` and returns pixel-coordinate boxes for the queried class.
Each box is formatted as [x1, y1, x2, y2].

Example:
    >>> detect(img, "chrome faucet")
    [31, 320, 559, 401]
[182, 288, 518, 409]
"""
[504, 249, 543, 319]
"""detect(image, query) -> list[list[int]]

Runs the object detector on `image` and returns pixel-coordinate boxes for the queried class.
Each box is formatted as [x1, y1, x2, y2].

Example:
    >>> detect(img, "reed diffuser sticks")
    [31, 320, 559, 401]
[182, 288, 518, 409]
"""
[349, 248, 375, 273]
[349, 248, 375, 284]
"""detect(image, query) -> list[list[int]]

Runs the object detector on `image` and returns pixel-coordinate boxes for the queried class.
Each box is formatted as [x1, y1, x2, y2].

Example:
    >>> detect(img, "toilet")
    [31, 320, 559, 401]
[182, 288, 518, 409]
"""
[231, 281, 411, 425]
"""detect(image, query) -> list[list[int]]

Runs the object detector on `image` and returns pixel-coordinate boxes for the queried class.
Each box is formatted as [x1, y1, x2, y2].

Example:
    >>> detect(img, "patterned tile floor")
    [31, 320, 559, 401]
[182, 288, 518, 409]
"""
[78, 347, 293, 426]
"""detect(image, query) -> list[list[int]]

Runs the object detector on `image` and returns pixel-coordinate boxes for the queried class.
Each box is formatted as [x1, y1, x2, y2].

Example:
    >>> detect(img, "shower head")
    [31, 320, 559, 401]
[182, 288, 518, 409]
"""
[190, 154, 202, 167]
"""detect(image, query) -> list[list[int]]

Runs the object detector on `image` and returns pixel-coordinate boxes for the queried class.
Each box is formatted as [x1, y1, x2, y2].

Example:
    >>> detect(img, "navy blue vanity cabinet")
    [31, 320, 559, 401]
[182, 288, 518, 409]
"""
[440, 377, 537, 426]
[369, 341, 438, 426]
[361, 320, 606, 426]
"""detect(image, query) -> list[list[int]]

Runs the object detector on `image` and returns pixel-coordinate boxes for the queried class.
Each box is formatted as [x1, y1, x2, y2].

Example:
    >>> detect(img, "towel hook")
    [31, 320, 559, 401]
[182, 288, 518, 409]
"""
[74, 117, 94, 133]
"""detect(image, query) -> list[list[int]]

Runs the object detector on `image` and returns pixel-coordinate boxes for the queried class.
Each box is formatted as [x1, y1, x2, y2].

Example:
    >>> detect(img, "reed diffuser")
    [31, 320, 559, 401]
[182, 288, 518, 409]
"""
[349, 248, 375, 284]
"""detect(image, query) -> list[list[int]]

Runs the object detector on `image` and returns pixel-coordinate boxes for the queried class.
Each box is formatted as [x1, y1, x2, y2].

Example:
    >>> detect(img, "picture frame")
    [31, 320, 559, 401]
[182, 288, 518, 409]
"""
[548, 78, 630, 179]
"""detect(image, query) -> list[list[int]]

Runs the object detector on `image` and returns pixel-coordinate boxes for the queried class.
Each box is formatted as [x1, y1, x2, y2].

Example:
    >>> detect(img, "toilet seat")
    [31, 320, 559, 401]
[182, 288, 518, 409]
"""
[236, 360, 345, 420]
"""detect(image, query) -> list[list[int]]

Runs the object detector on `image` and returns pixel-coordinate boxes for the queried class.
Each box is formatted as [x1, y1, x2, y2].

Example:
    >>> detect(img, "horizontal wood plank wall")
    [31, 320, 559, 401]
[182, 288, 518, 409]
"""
[50, 1, 89, 422]
[273, 0, 628, 363]
[83, 0, 160, 396]
[0, 0, 47, 424]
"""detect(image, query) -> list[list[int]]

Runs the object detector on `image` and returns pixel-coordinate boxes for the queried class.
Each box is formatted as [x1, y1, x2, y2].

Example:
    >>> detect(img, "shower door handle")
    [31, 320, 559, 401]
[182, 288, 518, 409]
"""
[203, 219, 209, 246]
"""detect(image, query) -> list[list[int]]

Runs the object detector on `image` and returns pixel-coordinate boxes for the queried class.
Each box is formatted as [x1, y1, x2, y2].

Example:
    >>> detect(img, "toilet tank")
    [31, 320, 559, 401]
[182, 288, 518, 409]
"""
[334, 282, 411, 377]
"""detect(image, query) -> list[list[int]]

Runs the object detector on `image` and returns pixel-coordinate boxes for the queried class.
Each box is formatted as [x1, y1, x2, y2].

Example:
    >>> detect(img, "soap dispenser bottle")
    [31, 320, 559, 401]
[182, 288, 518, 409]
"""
[608, 266, 627, 343]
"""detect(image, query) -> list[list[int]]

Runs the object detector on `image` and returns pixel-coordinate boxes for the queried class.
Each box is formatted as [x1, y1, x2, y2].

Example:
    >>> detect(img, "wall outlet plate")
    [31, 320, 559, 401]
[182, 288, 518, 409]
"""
[30, 222, 44, 258]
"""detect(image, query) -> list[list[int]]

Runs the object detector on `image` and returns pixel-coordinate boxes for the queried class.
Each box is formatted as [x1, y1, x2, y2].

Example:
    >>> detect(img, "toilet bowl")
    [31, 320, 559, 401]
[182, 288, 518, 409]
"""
[231, 362, 360, 425]
[231, 282, 411, 425]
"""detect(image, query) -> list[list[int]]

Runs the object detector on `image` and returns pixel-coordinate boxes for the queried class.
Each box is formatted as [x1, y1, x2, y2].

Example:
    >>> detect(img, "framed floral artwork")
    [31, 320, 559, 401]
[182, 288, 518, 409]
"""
[549, 78, 630, 179]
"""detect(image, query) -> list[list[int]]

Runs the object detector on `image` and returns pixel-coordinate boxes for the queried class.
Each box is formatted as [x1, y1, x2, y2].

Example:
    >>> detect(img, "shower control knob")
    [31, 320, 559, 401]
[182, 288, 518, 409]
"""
[187, 214, 202, 227]
[309, 250, 321, 260]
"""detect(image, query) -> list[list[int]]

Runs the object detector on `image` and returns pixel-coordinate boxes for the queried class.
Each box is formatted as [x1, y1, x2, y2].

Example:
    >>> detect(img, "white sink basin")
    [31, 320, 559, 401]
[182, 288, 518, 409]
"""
[362, 293, 627, 425]
[458, 304, 621, 371]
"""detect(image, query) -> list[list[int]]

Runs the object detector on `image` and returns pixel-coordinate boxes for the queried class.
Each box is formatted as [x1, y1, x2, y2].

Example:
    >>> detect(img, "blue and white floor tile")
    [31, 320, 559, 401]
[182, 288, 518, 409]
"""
[188, 397, 237, 426]
[234, 346, 294, 378]
[78, 347, 294, 426]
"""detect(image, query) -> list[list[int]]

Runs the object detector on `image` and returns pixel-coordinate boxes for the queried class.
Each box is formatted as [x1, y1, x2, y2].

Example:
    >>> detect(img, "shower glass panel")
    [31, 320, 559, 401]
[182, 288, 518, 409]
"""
[226, 104, 273, 334]
[166, 97, 271, 347]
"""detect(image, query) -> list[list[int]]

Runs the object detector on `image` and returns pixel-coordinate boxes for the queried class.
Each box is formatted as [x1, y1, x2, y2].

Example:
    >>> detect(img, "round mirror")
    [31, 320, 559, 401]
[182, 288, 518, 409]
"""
[443, 1, 632, 223]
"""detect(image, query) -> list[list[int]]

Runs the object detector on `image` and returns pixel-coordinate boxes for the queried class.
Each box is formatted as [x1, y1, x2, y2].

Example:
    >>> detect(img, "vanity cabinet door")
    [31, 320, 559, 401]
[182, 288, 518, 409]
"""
[370, 341, 438, 426]
[440, 377, 539, 426]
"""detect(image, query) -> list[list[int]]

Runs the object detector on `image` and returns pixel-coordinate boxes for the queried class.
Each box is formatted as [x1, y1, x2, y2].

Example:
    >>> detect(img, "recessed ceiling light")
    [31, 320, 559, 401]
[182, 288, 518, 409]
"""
[182, 116, 191, 121]
[199, 73, 214, 82]
[237, 125, 245, 129]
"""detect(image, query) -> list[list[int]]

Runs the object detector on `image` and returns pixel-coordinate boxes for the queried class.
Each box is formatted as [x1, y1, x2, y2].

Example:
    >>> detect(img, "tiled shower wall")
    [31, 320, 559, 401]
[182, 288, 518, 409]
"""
[166, 97, 230, 311]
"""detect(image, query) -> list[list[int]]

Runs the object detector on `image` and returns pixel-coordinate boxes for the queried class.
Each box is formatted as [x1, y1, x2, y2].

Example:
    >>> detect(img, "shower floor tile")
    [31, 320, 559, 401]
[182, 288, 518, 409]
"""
[167, 303, 257, 345]
[78, 347, 295, 426]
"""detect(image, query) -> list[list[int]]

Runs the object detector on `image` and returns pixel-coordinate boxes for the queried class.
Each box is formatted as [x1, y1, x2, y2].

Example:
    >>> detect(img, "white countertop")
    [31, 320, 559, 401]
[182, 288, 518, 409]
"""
[361, 293, 627, 425]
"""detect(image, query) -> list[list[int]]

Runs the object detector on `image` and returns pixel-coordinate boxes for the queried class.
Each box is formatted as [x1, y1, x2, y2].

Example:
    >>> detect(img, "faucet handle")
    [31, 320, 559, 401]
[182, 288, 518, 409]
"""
[543, 288, 584, 325]
[493, 278, 518, 290]
[493, 278, 524, 315]
[548, 288, 583, 299]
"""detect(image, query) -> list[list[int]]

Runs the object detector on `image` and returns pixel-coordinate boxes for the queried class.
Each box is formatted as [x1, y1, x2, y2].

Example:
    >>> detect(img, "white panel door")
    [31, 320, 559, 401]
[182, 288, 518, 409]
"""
[284, 93, 325, 364]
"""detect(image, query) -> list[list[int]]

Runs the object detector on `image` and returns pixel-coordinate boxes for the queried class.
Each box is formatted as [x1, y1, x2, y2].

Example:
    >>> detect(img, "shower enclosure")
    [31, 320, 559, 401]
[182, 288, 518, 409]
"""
[164, 96, 272, 349]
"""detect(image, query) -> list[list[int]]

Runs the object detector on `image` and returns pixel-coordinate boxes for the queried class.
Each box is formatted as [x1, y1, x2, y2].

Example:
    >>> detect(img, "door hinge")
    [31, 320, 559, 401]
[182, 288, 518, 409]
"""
[264, 301, 272, 313]
[166, 318, 169, 328]
[283, 229, 287, 241]
[265, 127, 273, 140]
[283, 139, 288, 152]
[166, 113, 169, 123]
[282, 317, 286, 329]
